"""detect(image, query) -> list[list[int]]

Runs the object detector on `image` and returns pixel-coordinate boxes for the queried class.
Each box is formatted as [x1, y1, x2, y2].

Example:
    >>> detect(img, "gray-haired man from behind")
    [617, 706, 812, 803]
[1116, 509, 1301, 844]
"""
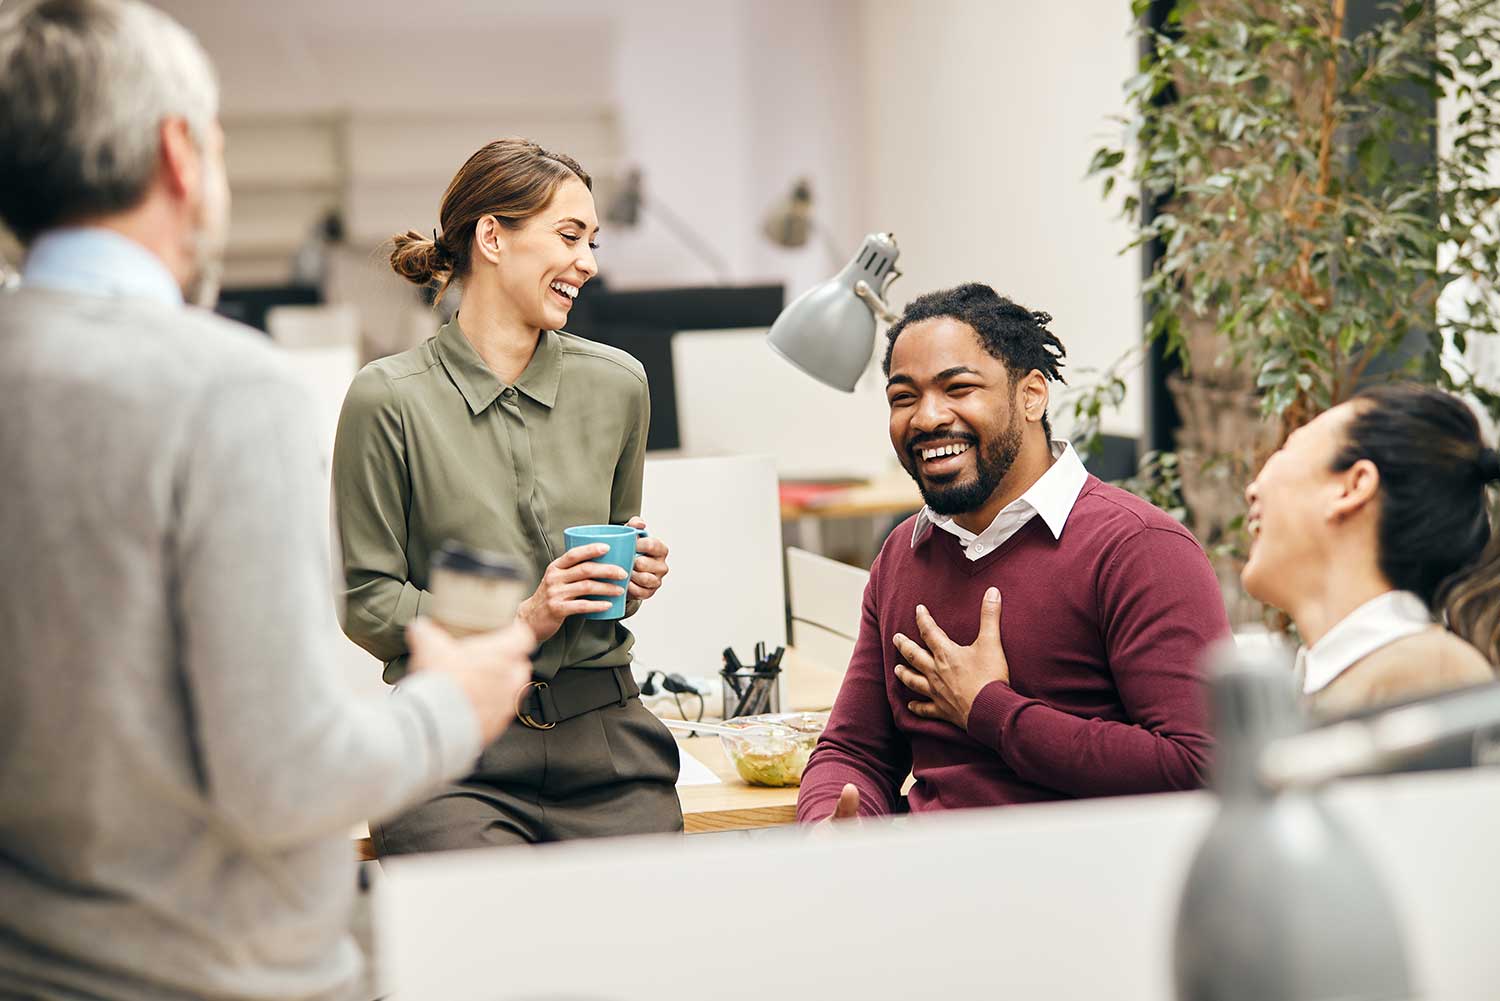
[0, 2, 535, 999]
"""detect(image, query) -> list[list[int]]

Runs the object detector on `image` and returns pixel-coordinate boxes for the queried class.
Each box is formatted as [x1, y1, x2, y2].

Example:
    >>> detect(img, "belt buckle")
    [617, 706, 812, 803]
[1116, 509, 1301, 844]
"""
[516, 680, 556, 730]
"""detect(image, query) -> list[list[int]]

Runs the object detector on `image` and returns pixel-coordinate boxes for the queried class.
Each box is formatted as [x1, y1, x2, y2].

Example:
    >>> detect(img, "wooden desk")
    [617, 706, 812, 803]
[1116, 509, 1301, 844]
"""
[780, 474, 921, 566]
[779, 475, 922, 521]
[355, 647, 846, 855]
[674, 737, 799, 833]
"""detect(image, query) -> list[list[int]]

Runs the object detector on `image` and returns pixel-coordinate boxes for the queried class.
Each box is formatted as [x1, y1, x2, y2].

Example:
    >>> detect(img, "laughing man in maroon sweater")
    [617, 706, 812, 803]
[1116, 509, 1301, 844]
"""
[797, 284, 1229, 823]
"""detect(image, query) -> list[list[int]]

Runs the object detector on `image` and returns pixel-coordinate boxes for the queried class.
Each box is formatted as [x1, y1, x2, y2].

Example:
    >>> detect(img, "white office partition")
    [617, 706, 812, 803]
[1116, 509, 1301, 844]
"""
[379, 768, 1500, 1000]
[785, 546, 868, 672]
[627, 455, 786, 678]
[671, 328, 894, 480]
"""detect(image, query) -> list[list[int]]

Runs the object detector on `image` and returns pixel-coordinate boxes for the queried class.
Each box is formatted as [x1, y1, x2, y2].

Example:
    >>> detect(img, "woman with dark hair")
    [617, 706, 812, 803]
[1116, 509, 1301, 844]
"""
[331, 138, 682, 851]
[1243, 383, 1500, 717]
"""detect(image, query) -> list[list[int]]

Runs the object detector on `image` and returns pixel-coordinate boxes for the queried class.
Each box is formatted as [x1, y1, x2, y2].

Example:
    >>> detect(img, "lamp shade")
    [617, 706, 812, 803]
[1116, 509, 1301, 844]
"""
[1174, 642, 1413, 1001]
[762, 178, 815, 248]
[766, 232, 900, 392]
[603, 167, 643, 226]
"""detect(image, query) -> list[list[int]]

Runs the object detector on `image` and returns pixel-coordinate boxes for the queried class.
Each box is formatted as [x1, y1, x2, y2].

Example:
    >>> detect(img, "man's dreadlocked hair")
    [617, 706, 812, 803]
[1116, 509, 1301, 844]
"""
[881, 283, 1068, 441]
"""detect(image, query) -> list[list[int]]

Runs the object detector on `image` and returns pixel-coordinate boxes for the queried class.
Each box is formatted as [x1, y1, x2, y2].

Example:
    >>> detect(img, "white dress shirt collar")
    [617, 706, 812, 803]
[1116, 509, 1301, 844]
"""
[1298, 590, 1433, 694]
[22, 227, 183, 307]
[911, 440, 1090, 561]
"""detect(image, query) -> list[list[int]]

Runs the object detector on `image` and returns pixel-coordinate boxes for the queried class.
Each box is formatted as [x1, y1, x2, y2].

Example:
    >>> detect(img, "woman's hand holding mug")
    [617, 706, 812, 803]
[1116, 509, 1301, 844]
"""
[625, 516, 670, 602]
[517, 543, 629, 643]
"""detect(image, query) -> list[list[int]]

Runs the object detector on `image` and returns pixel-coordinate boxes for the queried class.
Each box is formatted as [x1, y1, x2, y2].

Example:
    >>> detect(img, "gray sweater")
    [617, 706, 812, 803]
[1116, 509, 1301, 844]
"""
[0, 287, 482, 1000]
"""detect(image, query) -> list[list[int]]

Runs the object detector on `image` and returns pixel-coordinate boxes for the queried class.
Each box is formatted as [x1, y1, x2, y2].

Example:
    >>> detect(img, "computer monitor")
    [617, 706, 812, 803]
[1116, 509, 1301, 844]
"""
[564, 282, 784, 452]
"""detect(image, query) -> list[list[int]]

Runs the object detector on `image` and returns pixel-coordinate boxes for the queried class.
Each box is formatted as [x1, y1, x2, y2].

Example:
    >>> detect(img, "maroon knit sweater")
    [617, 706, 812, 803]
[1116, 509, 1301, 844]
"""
[797, 476, 1227, 821]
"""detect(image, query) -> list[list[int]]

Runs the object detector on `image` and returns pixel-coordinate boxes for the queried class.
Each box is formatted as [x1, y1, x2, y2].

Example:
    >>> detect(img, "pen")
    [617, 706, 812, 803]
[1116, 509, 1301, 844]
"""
[733, 681, 759, 719]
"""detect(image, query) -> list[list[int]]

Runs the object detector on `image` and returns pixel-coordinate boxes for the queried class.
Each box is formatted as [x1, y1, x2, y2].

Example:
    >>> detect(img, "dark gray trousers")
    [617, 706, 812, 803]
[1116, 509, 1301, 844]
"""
[372, 695, 682, 853]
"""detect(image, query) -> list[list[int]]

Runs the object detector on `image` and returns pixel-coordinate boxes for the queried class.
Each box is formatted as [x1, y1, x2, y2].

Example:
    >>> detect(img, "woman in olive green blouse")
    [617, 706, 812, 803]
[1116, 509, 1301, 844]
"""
[332, 138, 681, 850]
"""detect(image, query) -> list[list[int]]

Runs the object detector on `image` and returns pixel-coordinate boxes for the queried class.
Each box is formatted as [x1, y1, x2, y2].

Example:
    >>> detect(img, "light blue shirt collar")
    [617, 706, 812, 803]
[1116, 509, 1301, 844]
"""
[22, 227, 183, 307]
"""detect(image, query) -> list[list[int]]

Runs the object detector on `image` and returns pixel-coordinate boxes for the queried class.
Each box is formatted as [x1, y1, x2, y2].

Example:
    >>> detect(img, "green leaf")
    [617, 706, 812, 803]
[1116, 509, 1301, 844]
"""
[1089, 147, 1126, 175]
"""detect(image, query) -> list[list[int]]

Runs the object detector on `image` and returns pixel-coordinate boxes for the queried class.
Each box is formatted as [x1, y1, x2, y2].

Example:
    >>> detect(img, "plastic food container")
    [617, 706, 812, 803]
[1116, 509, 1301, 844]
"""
[718, 712, 829, 787]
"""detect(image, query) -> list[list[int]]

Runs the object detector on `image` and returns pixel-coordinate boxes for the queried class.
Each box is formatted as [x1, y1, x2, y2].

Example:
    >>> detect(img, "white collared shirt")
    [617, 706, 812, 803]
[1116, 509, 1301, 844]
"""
[1297, 590, 1434, 694]
[910, 440, 1090, 561]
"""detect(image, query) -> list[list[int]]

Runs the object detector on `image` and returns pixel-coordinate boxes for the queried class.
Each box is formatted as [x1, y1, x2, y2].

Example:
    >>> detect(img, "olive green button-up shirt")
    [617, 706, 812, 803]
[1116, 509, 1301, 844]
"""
[332, 319, 650, 683]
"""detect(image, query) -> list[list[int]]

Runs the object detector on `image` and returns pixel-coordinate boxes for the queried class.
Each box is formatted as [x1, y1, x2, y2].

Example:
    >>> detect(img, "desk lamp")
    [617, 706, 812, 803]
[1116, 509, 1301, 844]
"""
[765, 231, 901, 392]
[761, 178, 845, 267]
[1178, 645, 1500, 1000]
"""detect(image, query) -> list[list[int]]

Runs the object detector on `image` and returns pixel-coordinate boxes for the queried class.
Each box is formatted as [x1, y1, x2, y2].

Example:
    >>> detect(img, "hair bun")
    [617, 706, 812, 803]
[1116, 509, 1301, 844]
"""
[389, 228, 450, 286]
[1479, 446, 1500, 484]
[1030, 310, 1053, 326]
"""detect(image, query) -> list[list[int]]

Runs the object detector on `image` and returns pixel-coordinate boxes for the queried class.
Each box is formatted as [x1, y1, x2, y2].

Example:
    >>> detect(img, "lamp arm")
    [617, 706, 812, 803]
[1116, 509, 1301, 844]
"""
[1258, 683, 1500, 790]
[805, 220, 846, 271]
[853, 279, 899, 324]
[642, 196, 731, 284]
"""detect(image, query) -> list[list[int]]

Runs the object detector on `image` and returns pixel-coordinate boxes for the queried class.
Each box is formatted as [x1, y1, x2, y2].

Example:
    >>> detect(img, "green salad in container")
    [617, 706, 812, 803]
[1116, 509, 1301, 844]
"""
[719, 712, 829, 787]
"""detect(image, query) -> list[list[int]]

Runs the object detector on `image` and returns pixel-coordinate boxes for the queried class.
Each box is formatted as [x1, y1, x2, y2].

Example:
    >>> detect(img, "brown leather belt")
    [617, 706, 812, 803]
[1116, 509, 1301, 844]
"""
[516, 665, 637, 730]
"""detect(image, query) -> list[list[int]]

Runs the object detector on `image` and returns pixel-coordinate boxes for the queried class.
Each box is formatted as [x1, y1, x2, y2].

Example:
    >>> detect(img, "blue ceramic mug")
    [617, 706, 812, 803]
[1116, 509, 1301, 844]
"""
[562, 523, 647, 620]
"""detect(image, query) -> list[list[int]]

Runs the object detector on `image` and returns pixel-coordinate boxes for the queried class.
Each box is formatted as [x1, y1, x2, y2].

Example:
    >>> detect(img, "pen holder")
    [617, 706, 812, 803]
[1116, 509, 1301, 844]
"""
[720, 667, 781, 720]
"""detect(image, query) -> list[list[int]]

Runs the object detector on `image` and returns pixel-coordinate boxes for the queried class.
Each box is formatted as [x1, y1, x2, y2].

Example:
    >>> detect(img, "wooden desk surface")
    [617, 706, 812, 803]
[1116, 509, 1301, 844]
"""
[667, 646, 846, 834]
[675, 737, 798, 833]
[779, 476, 922, 521]
[355, 647, 846, 854]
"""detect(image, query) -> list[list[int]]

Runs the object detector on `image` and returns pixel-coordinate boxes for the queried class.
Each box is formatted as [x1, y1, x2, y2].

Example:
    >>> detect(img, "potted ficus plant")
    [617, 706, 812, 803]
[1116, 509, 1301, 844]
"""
[1075, 0, 1500, 620]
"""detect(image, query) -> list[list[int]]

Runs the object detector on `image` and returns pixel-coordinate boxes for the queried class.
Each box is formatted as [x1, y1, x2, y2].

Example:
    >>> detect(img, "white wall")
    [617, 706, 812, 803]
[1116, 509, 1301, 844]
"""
[858, 0, 1145, 438]
[149, 1, 614, 115]
[602, 0, 867, 295]
[153, 0, 1144, 435]
[153, 0, 866, 301]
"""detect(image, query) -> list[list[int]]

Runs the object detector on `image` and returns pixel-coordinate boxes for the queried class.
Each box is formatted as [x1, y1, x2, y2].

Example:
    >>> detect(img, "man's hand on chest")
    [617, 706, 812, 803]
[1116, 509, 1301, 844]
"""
[892, 588, 1010, 730]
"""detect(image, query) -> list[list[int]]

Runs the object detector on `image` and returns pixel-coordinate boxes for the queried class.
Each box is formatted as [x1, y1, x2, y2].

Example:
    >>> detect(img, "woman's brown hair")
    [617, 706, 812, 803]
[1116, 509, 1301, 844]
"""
[389, 137, 591, 301]
[1331, 383, 1500, 666]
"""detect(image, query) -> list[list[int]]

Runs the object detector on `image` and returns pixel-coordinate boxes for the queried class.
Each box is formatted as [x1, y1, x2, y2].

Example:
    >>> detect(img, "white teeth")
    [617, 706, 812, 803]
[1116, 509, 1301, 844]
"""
[920, 443, 970, 461]
[550, 281, 579, 299]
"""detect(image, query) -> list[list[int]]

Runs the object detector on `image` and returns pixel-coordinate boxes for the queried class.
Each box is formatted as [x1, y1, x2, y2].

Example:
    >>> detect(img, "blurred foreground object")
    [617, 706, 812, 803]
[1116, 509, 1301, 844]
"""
[1178, 642, 1500, 1000]
[1175, 642, 1410, 1000]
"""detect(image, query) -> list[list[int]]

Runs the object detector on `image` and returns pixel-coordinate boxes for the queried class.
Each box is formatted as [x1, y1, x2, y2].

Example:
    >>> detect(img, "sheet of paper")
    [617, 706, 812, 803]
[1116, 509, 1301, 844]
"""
[674, 744, 721, 787]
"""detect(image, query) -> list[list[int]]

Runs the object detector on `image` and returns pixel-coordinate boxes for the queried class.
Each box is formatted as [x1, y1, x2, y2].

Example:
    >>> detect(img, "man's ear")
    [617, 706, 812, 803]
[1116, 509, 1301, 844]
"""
[1329, 458, 1380, 523]
[1018, 370, 1049, 426]
[158, 117, 199, 201]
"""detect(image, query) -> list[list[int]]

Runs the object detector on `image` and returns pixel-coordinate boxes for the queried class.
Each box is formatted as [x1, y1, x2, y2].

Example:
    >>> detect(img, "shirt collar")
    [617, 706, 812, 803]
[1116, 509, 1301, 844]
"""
[22, 227, 183, 307]
[911, 440, 1089, 550]
[1299, 590, 1433, 694]
[435, 317, 562, 415]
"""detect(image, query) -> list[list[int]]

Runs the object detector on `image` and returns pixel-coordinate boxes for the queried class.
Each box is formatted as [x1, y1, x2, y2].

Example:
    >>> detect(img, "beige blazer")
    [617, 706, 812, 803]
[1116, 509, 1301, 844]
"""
[1307, 626, 1496, 720]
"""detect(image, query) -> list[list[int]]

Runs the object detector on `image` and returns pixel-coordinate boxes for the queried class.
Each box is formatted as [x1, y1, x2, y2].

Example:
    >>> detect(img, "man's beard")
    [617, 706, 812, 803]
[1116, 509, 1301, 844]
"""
[185, 251, 222, 309]
[906, 413, 1023, 516]
[184, 166, 228, 308]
